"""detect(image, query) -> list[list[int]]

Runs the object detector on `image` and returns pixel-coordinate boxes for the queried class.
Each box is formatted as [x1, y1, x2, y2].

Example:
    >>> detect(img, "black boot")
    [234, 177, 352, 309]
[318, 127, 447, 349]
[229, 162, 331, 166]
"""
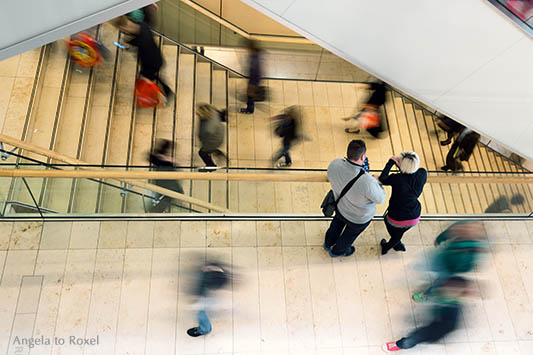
[393, 242, 406, 252]
[380, 239, 389, 255]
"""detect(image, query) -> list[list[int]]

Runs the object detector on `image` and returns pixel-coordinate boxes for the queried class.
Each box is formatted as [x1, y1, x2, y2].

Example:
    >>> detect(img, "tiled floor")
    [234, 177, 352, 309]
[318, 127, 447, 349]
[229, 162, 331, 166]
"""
[0, 219, 532, 355]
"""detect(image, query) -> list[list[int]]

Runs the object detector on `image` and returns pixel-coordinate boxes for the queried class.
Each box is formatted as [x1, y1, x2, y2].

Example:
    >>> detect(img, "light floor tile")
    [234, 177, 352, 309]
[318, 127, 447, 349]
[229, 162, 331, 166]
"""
[115, 248, 153, 355]
[145, 248, 179, 355]
[181, 221, 207, 248]
[98, 221, 127, 249]
[9, 222, 42, 250]
[257, 247, 288, 352]
[51, 249, 96, 355]
[69, 221, 99, 249]
[232, 247, 261, 353]
[126, 221, 154, 248]
[282, 247, 315, 351]
[84, 249, 125, 355]
[307, 247, 342, 348]
[40, 221, 72, 250]
[154, 221, 180, 248]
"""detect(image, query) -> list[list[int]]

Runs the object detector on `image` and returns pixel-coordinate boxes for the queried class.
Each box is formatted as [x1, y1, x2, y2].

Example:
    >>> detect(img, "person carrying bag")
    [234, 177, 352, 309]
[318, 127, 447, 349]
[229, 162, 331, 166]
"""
[321, 169, 365, 216]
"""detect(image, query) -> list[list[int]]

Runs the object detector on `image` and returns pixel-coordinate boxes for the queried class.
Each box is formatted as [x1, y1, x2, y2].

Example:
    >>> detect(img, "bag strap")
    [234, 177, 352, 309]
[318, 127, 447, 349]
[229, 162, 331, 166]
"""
[335, 169, 365, 206]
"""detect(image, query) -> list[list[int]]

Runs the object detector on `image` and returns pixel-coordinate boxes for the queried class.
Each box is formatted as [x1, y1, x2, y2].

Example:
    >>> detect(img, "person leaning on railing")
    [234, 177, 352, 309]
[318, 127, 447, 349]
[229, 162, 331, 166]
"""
[378, 152, 427, 255]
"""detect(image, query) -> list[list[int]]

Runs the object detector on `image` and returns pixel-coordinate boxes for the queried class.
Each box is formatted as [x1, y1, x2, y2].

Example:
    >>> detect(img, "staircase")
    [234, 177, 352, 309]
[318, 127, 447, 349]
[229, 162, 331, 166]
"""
[0, 24, 531, 216]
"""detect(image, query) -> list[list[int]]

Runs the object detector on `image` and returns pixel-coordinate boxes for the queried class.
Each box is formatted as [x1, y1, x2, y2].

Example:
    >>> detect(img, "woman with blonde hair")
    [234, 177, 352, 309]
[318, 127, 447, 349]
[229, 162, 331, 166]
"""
[378, 152, 427, 255]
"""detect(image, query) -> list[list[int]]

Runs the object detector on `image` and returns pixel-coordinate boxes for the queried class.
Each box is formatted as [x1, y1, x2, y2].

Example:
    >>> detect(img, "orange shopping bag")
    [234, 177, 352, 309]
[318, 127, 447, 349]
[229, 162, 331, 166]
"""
[135, 77, 164, 108]
[358, 110, 380, 129]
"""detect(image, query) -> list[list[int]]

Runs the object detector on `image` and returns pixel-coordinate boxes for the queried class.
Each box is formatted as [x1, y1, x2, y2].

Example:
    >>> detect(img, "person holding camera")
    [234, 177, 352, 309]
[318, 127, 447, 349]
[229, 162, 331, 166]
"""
[378, 152, 427, 255]
[323, 140, 386, 257]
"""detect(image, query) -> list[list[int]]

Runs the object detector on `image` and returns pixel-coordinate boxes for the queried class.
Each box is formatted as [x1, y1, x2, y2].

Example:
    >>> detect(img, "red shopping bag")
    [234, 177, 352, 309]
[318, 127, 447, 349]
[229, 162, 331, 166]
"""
[358, 110, 380, 129]
[135, 77, 164, 108]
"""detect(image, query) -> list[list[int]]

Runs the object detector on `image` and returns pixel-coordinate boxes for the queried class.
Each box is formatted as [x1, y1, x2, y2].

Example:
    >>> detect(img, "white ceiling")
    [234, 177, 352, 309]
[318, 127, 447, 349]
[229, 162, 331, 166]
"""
[241, 0, 533, 160]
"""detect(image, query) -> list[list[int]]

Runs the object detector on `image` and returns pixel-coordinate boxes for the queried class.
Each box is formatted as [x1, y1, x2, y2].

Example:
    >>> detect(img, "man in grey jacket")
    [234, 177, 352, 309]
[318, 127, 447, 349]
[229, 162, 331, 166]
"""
[324, 139, 386, 257]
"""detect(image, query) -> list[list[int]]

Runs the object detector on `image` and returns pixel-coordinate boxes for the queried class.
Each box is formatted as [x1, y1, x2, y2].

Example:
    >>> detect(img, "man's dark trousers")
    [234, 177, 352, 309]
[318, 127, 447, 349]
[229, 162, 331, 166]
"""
[325, 211, 370, 255]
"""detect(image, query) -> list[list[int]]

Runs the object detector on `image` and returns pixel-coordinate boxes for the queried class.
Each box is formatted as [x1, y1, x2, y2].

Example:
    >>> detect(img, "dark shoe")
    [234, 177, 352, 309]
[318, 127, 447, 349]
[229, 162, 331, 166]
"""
[345, 128, 360, 134]
[187, 327, 203, 337]
[240, 108, 253, 114]
[323, 242, 331, 252]
[440, 165, 449, 171]
[393, 242, 406, 252]
[440, 139, 451, 146]
[380, 239, 389, 255]
[199, 167, 217, 173]
[329, 246, 355, 258]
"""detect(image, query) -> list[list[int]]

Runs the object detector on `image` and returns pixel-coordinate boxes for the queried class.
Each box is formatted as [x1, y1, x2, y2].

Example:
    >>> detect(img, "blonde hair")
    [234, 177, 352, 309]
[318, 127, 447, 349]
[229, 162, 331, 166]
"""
[399, 151, 420, 174]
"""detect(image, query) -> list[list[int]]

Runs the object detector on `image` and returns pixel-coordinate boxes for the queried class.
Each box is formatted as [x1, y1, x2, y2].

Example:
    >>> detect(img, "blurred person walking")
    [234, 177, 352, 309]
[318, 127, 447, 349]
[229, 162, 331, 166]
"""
[379, 152, 427, 255]
[436, 116, 464, 146]
[412, 221, 488, 303]
[272, 106, 300, 168]
[119, 11, 173, 102]
[383, 277, 472, 352]
[323, 140, 386, 257]
[197, 104, 226, 170]
[187, 260, 231, 337]
[441, 128, 479, 172]
[147, 139, 183, 212]
[343, 81, 387, 138]
[240, 40, 263, 114]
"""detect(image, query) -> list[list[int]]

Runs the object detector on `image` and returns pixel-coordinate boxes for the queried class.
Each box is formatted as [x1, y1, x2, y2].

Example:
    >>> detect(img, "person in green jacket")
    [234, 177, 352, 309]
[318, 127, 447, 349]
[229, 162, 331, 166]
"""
[413, 221, 488, 303]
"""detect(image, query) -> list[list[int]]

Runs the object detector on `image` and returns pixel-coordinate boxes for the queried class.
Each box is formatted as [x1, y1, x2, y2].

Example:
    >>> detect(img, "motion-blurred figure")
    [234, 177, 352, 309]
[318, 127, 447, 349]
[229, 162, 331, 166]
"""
[485, 193, 525, 213]
[272, 106, 300, 168]
[197, 104, 226, 170]
[118, 11, 173, 103]
[412, 221, 488, 303]
[187, 260, 231, 337]
[379, 152, 427, 255]
[441, 128, 479, 172]
[436, 116, 464, 146]
[240, 40, 263, 114]
[148, 139, 183, 212]
[383, 276, 472, 352]
[343, 81, 386, 138]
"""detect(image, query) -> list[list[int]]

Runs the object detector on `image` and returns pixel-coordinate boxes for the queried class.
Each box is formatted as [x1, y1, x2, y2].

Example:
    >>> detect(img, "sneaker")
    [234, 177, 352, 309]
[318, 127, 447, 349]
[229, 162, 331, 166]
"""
[393, 242, 406, 252]
[380, 239, 389, 255]
[345, 128, 360, 134]
[186, 327, 203, 337]
[199, 167, 217, 173]
[323, 243, 331, 252]
[329, 246, 355, 258]
[412, 292, 427, 303]
[276, 162, 292, 168]
[382, 342, 401, 352]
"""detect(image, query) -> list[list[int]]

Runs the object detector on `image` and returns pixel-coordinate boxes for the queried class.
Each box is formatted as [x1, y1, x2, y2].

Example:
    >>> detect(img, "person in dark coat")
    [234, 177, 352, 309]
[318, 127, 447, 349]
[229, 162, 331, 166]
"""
[272, 106, 300, 168]
[344, 81, 386, 138]
[148, 139, 183, 212]
[441, 128, 479, 172]
[197, 104, 225, 169]
[436, 116, 464, 146]
[120, 13, 173, 100]
[379, 152, 427, 255]
[240, 40, 262, 114]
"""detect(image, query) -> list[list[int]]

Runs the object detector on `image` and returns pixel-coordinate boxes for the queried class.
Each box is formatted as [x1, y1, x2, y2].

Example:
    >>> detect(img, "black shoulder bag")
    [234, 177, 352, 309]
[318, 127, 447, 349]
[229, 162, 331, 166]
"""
[321, 169, 365, 217]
